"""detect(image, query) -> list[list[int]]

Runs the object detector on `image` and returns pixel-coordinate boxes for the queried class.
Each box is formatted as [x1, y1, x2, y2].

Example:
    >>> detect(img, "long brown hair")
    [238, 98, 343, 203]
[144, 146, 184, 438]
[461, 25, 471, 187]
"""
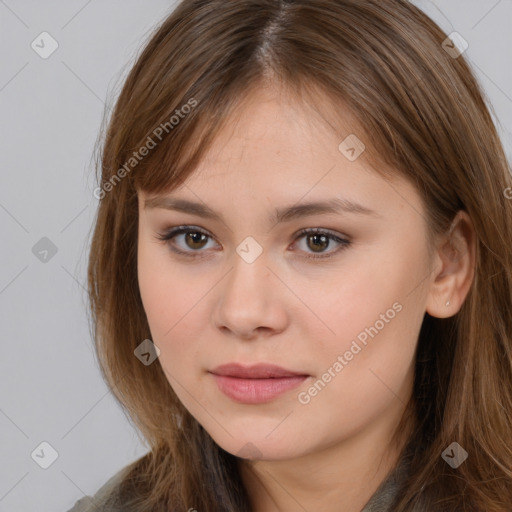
[88, 0, 512, 510]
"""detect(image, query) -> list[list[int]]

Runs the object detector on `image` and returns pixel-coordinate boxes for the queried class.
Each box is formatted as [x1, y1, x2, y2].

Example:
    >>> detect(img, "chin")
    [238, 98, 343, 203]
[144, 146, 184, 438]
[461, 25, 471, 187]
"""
[206, 427, 307, 461]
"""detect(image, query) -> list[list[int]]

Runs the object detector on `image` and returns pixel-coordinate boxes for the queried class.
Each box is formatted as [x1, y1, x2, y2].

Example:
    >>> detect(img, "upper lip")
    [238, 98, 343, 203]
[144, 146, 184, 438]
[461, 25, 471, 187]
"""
[209, 363, 308, 379]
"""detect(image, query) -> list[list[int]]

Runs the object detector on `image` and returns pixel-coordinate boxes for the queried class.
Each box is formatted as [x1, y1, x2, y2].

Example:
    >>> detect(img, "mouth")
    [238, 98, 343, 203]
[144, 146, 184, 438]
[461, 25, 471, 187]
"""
[209, 363, 310, 404]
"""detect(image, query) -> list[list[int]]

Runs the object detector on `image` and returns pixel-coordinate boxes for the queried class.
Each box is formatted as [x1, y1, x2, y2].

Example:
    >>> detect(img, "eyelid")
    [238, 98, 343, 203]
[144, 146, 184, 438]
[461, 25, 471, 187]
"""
[154, 224, 351, 260]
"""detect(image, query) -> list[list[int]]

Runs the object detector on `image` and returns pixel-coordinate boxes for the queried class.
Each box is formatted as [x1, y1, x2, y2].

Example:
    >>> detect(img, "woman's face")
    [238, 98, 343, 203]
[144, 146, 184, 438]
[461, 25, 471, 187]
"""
[137, 85, 435, 461]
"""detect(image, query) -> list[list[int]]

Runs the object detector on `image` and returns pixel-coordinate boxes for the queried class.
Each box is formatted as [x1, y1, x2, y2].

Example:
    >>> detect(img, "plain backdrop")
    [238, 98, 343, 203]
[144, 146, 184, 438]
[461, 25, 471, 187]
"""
[0, 1, 510, 510]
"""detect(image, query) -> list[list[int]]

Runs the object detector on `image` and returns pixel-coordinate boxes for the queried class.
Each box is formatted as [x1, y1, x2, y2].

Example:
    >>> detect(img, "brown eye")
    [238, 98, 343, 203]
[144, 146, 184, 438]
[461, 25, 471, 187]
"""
[292, 228, 351, 260]
[183, 231, 209, 250]
[155, 226, 217, 259]
[306, 233, 330, 253]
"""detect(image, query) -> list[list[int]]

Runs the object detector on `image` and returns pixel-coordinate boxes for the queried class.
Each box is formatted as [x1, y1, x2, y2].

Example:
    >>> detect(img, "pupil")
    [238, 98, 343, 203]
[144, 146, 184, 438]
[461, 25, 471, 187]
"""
[309, 234, 328, 252]
[187, 232, 206, 248]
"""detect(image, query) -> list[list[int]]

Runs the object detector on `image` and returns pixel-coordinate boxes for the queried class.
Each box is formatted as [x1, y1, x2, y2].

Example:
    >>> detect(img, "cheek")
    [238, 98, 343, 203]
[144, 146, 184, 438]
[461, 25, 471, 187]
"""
[137, 237, 191, 345]
[303, 243, 426, 391]
[305, 255, 401, 347]
[137, 242, 171, 330]
[297, 305, 418, 438]
[137, 239, 212, 373]
[137, 230, 192, 317]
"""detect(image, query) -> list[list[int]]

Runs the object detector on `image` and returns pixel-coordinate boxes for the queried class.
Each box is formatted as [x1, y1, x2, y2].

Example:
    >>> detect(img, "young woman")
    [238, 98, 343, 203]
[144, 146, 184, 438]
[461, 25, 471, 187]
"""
[68, 0, 512, 510]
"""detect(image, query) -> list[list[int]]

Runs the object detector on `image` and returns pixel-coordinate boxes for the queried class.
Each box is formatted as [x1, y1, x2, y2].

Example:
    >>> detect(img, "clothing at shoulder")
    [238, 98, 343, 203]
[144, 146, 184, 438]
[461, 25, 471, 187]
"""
[66, 467, 128, 512]
[360, 469, 399, 512]
[360, 454, 411, 512]
[67, 455, 409, 512]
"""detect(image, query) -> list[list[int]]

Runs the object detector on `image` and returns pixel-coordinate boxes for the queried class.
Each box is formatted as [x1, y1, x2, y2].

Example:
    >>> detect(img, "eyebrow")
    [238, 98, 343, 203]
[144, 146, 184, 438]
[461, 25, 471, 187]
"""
[144, 196, 381, 224]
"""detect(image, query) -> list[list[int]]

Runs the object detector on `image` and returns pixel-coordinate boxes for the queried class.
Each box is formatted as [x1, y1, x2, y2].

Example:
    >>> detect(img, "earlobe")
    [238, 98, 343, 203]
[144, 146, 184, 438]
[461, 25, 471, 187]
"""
[425, 211, 476, 318]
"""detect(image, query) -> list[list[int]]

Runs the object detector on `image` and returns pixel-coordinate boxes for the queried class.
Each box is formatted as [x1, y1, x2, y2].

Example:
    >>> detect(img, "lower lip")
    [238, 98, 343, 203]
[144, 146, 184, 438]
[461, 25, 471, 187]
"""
[210, 373, 309, 404]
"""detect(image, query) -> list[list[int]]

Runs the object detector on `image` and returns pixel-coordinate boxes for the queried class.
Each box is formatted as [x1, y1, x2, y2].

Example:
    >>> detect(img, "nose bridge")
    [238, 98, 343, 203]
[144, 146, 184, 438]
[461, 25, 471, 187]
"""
[213, 240, 285, 337]
[223, 239, 271, 305]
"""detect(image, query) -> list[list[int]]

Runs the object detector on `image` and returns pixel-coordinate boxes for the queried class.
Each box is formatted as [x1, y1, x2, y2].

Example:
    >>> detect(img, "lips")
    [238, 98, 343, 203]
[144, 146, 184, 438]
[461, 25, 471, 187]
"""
[209, 363, 310, 404]
[209, 362, 308, 379]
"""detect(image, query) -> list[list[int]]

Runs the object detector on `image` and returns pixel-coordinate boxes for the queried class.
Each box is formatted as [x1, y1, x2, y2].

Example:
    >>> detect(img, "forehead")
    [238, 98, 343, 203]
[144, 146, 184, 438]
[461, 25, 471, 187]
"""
[193, 83, 363, 167]
[138, 82, 426, 231]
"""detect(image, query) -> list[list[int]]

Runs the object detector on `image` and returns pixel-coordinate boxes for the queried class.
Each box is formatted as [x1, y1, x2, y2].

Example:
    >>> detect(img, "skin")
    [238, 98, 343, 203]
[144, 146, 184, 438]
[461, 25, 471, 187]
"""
[137, 82, 476, 512]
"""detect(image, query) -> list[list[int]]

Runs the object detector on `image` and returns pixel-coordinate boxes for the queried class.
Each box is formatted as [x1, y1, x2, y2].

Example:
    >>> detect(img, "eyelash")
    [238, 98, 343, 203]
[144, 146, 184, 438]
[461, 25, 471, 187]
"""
[155, 225, 351, 261]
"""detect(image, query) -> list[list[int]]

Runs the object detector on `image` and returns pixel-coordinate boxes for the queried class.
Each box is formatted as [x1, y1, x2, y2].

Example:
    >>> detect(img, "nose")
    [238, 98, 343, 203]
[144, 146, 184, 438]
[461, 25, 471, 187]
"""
[212, 253, 289, 341]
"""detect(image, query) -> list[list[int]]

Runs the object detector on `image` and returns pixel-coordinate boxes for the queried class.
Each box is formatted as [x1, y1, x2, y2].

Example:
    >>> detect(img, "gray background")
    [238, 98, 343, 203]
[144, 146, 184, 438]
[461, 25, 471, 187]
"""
[0, 1, 510, 510]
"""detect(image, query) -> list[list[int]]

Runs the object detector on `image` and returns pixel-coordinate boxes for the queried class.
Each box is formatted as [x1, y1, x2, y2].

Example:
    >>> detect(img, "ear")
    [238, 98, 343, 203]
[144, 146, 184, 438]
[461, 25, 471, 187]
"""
[425, 210, 476, 318]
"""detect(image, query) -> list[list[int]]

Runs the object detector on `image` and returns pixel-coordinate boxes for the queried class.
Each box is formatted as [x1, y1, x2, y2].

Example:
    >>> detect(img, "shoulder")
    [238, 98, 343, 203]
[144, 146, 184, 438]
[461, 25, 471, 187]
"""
[66, 466, 130, 512]
[361, 474, 399, 512]
[361, 453, 412, 512]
